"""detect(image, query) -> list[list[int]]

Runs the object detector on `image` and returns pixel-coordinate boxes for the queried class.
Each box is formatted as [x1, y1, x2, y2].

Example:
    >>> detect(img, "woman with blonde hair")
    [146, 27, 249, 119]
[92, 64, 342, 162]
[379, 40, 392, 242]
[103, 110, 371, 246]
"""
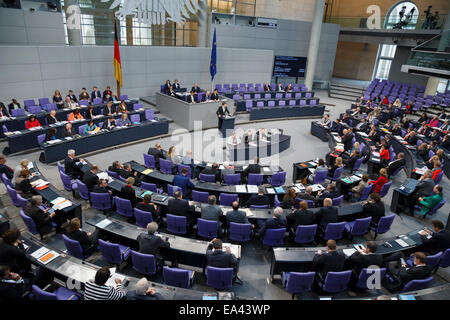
[393, 98, 401, 108]
[167, 146, 181, 166]
[369, 168, 388, 194]
[66, 217, 99, 255]
[53, 89, 64, 109]
[15, 169, 33, 199]
[328, 157, 343, 178]
[13, 159, 32, 184]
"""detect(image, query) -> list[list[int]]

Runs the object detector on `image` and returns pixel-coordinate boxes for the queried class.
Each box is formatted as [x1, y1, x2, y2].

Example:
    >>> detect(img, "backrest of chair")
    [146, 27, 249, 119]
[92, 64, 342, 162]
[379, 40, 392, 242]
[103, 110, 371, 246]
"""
[133, 103, 143, 110]
[134, 208, 153, 228]
[248, 173, 263, 186]
[131, 250, 156, 275]
[159, 159, 172, 173]
[219, 193, 238, 206]
[379, 181, 392, 197]
[178, 164, 191, 177]
[206, 266, 233, 289]
[401, 276, 433, 293]
[93, 98, 102, 105]
[286, 272, 315, 293]
[229, 223, 252, 242]
[145, 109, 154, 121]
[20, 209, 38, 234]
[106, 170, 119, 179]
[167, 184, 180, 196]
[323, 270, 352, 293]
[294, 224, 317, 243]
[356, 268, 386, 289]
[32, 285, 57, 300]
[224, 174, 240, 185]
[271, 171, 286, 186]
[192, 190, 209, 203]
[166, 214, 187, 234]
[78, 125, 86, 135]
[59, 170, 74, 191]
[6, 184, 19, 206]
[98, 239, 121, 264]
[24, 99, 35, 107]
[37, 134, 46, 146]
[332, 167, 343, 180]
[199, 173, 215, 183]
[360, 185, 373, 201]
[350, 217, 372, 235]
[62, 234, 84, 259]
[141, 181, 157, 192]
[439, 249, 450, 268]
[353, 157, 364, 171]
[114, 196, 133, 217]
[143, 153, 156, 168]
[332, 195, 344, 206]
[11, 108, 25, 117]
[429, 197, 446, 215]
[426, 252, 443, 269]
[434, 171, 444, 184]
[75, 179, 89, 200]
[163, 266, 190, 288]
[263, 228, 286, 246]
[197, 218, 218, 239]
[313, 169, 328, 184]
[130, 114, 140, 123]
[324, 222, 346, 240]
[376, 214, 395, 233]
[119, 94, 128, 100]
[57, 161, 65, 173]
[90, 192, 112, 210]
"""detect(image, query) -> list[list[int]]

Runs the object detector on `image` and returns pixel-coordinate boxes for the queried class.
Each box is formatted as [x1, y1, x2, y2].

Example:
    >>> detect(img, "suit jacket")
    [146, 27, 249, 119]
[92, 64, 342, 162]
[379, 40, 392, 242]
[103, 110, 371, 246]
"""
[126, 291, 164, 301]
[102, 104, 116, 116]
[92, 185, 109, 194]
[206, 243, 237, 268]
[64, 156, 83, 179]
[187, 95, 196, 103]
[167, 198, 195, 225]
[297, 192, 315, 201]
[287, 209, 314, 231]
[243, 164, 261, 176]
[414, 178, 435, 197]
[147, 147, 164, 168]
[388, 158, 406, 175]
[216, 106, 230, 118]
[173, 83, 181, 90]
[24, 204, 53, 235]
[8, 102, 21, 114]
[362, 201, 385, 224]
[85, 111, 95, 120]
[137, 233, 170, 259]
[0, 241, 30, 274]
[172, 174, 194, 196]
[211, 93, 219, 101]
[347, 252, 383, 276]
[46, 115, 58, 125]
[312, 250, 346, 278]
[0, 280, 24, 300]
[91, 90, 102, 101]
[191, 86, 201, 93]
[68, 94, 78, 102]
[62, 128, 74, 137]
[118, 169, 133, 180]
[102, 119, 116, 130]
[420, 230, 450, 255]
[82, 170, 99, 191]
[342, 133, 354, 151]
[315, 206, 338, 230]
[398, 265, 432, 284]
[120, 185, 137, 206]
[246, 194, 270, 207]
[259, 217, 286, 238]
[226, 209, 249, 226]
[67, 229, 93, 252]
[201, 204, 222, 222]
[0, 164, 14, 180]
[201, 167, 221, 182]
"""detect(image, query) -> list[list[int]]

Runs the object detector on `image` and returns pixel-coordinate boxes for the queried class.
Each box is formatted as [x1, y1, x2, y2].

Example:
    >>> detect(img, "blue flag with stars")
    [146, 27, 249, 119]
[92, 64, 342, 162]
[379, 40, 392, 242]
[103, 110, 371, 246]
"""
[210, 28, 217, 82]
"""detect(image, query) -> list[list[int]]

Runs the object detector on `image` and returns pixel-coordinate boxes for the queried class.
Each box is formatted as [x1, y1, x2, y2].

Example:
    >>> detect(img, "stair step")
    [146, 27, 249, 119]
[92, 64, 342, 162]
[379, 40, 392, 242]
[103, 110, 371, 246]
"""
[329, 87, 364, 96]
[329, 90, 361, 98]
[328, 92, 358, 102]
[330, 82, 366, 91]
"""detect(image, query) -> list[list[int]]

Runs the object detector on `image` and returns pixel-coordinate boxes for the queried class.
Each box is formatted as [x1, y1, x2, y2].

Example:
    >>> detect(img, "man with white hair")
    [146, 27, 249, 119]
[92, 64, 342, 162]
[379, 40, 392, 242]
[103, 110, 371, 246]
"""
[62, 122, 74, 137]
[221, 161, 235, 181]
[314, 198, 338, 232]
[125, 277, 164, 300]
[46, 109, 58, 125]
[258, 206, 286, 239]
[64, 149, 84, 179]
[137, 222, 170, 266]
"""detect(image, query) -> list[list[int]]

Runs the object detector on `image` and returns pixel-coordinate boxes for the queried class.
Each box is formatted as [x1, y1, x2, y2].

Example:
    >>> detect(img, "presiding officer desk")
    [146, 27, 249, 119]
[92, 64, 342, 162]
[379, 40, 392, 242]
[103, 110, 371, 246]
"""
[21, 232, 234, 300]
[42, 118, 169, 163]
[227, 133, 291, 161]
[156, 92, 232, 131]
[269, 228, 424, 281]
[86, 213, 241, 273]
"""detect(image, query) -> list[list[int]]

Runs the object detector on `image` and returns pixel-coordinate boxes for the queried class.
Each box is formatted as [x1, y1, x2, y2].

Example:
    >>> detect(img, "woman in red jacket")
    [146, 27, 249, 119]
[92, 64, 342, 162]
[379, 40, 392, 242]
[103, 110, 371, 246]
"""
[25, 115, 41, 129]
[432, 161, 442, 181]
[379, 145, 390, 166]
[369, 168, 388, 194]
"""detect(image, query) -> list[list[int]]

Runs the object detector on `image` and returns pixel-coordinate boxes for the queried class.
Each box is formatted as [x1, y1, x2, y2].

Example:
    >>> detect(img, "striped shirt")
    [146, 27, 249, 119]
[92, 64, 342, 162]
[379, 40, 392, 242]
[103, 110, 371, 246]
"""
[84, 280, 126, 300]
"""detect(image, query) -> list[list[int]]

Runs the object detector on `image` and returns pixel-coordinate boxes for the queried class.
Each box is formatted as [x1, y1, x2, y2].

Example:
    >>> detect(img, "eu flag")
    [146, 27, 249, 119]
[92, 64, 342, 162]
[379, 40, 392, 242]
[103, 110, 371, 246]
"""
[210, 28, 217, 82]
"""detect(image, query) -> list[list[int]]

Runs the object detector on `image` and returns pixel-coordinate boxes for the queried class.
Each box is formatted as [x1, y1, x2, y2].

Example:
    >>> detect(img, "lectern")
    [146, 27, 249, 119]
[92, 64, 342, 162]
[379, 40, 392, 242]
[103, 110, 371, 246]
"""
[220, 116, 235, 138]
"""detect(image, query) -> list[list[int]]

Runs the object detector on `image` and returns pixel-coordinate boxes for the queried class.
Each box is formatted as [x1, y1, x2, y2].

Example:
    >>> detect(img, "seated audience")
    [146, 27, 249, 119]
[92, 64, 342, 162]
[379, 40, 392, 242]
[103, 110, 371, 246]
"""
[66, 218, 99, 256]
[25, 115, 41, 129]
[258, 207, 286, 239]
[368, 168, 388, 194]
[24, 195, 57, 235]
[246, 186, 270, 207]
[126, 277, 164, 300]
[137, 222, 170, 266]
[312, 240, 345, 280]
[314, 198, 338, 232]
[84, 267, 126, 300]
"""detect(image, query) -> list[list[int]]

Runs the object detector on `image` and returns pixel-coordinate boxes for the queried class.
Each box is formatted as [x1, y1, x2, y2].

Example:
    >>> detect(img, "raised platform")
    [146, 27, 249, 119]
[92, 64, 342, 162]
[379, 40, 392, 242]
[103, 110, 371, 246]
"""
[249, 105, 325, 121]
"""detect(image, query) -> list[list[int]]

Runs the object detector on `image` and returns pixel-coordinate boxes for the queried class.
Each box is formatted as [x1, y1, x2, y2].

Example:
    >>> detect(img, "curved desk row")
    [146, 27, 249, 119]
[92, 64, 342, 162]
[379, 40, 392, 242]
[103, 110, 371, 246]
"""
[228, 134, 292, 161]
[249, 105, 324, 122]
[224, 90, 313, 101]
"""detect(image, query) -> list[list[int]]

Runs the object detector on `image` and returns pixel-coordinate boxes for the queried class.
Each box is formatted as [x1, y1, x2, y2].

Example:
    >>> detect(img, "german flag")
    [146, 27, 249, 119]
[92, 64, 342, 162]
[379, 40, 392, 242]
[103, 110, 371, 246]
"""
[113, 21, 122, 88]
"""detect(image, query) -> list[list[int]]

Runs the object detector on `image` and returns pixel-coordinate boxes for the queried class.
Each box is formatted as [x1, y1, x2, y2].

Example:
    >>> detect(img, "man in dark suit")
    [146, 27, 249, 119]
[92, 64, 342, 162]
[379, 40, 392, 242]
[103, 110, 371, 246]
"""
[200, 163, 221, 182]
[242, 157, 261, 180]
[147, 143, 165, 170]
[202, 91, 212, 101]
[0, 265, 26, 300]
[168, 190, 196, 230]
[91, 86, 102, 101]
[206, 238, 238, 273]
[186, 91, 196, 104]
[226, 201, 251, 228]
[404, 131, 418, 146]
[137, 222, 170, 265]
[62, 123, 74, 137]
[120, 177, 138, 207]
[46, 109, 58, 125]
[172, 167, 194, 199]
[201, 195, 223, 236]
[191, 82, 201, 94]
[24, 196, 57, 235]
[216, 101, 231, 132]
[408, 170, 435, 215]
[103, 101, 116, 116]
[102, 116, 116, 130]
[355, 118, 368, 132]
[92, 179, 112, 195]
[312, 240, 346, 280]
[246, 186, 270, 207]
[341, 128, 354, 151]
[64, 149, 84, 179]
[315, 184, 339, 206]
[0, 154, 14, 180]
[173, 79, 181, 90]
[419, 220, 450, 255]
[119, 163, 137, 180]
[314, 198, 338, 232]
[383, 251, 432, 292]
[387, 152, 405, 177]
[361, 193, 385, 225]
[7, 99, 21, 115]
[125, 278, 164, 301]
[347, 241, 383, 277]
[103, 86, 112, 101]
[258, 207, 286, 239]
[286, 200, 314, 238]
[67, 90, 78, 103]
[297, 186, 315, 201]
[108, 161, 122, 175]
[82, 165, 99, 192]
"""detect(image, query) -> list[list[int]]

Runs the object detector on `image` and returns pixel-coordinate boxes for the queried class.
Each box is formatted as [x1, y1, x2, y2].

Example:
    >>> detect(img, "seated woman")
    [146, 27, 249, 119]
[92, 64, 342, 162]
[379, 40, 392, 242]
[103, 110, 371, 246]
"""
[281, 188, 296, 209]
[211, 88, 219, 101]
[393, 98, 401, 108]
[110, 92, 119, 102]
[368, 168, 388, 194]
[85, 105, 96, 120]
[68, 108, 84, 121]
[53, 90, 64, 109]
[117, 113, 131, 127]
[135, 194, 160, 223]
[343, 148, 360, 170]
[350, 174, 370, 202]
[117, 100, 128, 113]
[308, 158, 327, 183]
[45, 128, 57, 142]
[66, 217, 99, 255]
[25, 115, 41, 129]
[15, 169, 34, 199]
[431, 160, 442, 181]
[120, 177, 138, 207]
[418, 185, 443, 218]
[83, 120, 98, 135]
[167, 146, 181, 166]
[328, 157, 343, 177]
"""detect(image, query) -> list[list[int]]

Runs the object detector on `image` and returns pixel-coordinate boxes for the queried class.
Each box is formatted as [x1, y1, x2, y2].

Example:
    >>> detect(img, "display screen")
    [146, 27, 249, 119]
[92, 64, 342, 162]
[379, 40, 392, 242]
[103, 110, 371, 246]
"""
[273, 56, 307, 78]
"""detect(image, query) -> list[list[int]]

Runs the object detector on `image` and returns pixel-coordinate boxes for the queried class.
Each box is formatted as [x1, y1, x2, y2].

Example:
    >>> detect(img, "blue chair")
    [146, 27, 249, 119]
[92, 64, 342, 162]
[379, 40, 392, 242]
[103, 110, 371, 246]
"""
[31, 285, 79, 300]
[166, 214, 187, 235]
[229, 223, 252, 242]
[313, 170, 328, 184]
[220, 193, 238, 206]
[250, 204, 268, 209]
[270, 171, 286, 186]
[106, 170, 119, 179]
[163, 266, 194, 289]
[345, 217, 372, 239]
[131, 250, 157, 276]
[143, 153, 156, 168]
[434, 171, 444, 185]
[114, 196, 133, 217]
[327, 167, 343, 181]
[98, 239, 130, 266]
[348, 157, 364, 173]
[192, 190, 209, 203]
[400, 276, 433, 293]
[141, 181, 158, 193]
[159, 159, 173, 174]
[75, 179, 89, 200]
[224, 174, 240, 185]
[248, 173, 263, 186]
[59, 171, 77, 192]
[332, 195, 344, 206]
[281, 272, 315, 299]
[406, 252, 442, 270]
[145, 109, 154, 121]
[167, 184, 180, 196]
[197, 218, 218, 239]
[262, 228, 286, 247]
[62, 234, 91, 260]
[356, 268, 386, 290]
[439, 249, 450, 268]
[178, 164, 192, 178]
[379, 181, 392, 198]
[37, 134, 46, 148]
[318, 270, 352, 293]
[20, 209, 38, 235]
[295, 198, 314, 208]
[90, 192, 112, 211]
[323, 222, 347, 241]
[294, 225, 317, 244]
[134, 208, 153, 228]
[369, 214, 395, 238]
[199, 173, 216, 183]
[206, 267, 233, 290]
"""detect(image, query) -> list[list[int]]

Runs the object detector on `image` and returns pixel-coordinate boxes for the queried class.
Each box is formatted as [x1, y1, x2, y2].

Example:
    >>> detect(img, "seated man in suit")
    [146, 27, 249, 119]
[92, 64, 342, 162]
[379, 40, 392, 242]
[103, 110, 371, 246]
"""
[119, 163, 139, 183]
[419, 220, 450, 255]
[91, 86, 102, 101]
[126, 277, 164, 301]
[201, 195, 223, 236]
[312, 240, 346, 281]
[92, 179, 112, 196]
[361, 193, 385, 226]
[407, 170, 435, 215]
[242, 157, 261, 181]
[286, 200, 315, 238]
[387, 152, 405, 178]
[191, 82, 201, 94]
[137, 222, 170, 266]
[315, 183, 339, 207]
[355, 118, 369, 132]
[120, 177, 138, 207]
[46, 109, 58, 125]
[0, 154, 14, 180]
[62, 123, 74, 137]
[341, 128, 354, 152]
[147, 143, 165, 170]
[314, 198, 338, 233]
[102, 101, 116, 116]
[347, 241, 383, 279]
[25, 195, 58, 235]
[206, 238, 238, 278]
[173, 79, 181, 90]
[0, 264, 26, 300]
[108, 161, 122, 175]
[167, 190, 196, 230]
[200, 163, 221, 182]
[220, 162, 235, 182]
[102, 116, 116, 130]
[172, 167, 194, 199]
[246, 186, 270, 207]
[383, 251, 432, 292]
[82, 165, 99, 191]
[187, 90, 196, 104]
[297, 186, 315, 201]
[64, 149, 84, 179]
[226, 201, 253, 229]
[404, 130, 418, 146]
[202, 91, 212, 102]
[7, 99, 21, 115]
[258, 207, 286, 239]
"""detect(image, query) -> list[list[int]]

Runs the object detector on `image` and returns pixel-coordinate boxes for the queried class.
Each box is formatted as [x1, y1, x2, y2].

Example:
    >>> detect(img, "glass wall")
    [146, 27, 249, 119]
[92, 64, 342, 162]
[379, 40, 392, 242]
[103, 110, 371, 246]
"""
[209, 0, 256, 16]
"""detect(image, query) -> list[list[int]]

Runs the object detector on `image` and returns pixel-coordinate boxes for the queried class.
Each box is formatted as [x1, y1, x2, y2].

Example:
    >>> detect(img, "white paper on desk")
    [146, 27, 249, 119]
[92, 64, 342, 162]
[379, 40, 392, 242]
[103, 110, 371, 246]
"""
[235, 185, 247, 193]
[263, 167, 270, 172]
[13, 131, 21, 134]
[308, 168, 316, 174]
[30, 247, 50, 259]
[65, 137, 73, 140]
[206, 163, 213, 167]
[266, 188, 275, 194]
[245, 209, 254, 217]
[308, 161, 317, 166]
[395, 239, 409, 248]
[105, 273, 126, 287]
[193, 160, 200, 165]
[219, 165, 225, 170]
[343, 248, 357, 257]
[46, 139, 61, 144]
[293, 187, 301, 193]
[97, 172, 110, 181]
[51, 197, 66, 205]
[53, 200, 72, 210]
[242, 165, 248, 170]
[27, 162, 34, 169]
[96, 218, 113, 229]
[418, 230, 432, 239]
[311, 184, 325, 192]
[247, 185, 258, 193]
